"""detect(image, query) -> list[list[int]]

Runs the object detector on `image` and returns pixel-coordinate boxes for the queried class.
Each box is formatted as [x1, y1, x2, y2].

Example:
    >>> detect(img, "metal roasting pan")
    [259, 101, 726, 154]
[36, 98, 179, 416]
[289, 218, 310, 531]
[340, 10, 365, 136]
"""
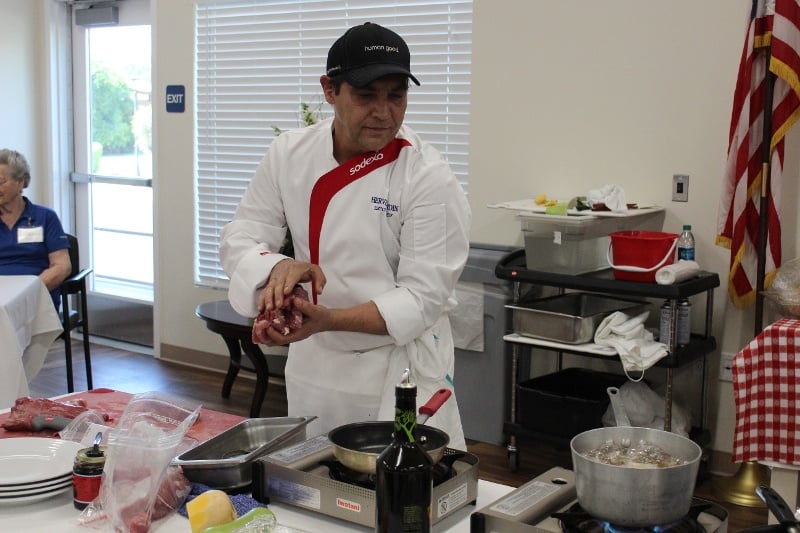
[172, 416, 315, 490]
[507, 292, 649, 344]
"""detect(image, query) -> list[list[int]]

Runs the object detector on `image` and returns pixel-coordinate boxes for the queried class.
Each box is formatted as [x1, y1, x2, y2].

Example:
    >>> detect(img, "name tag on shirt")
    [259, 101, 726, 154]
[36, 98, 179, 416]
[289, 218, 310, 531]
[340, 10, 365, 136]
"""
[18, 226, 44, 243]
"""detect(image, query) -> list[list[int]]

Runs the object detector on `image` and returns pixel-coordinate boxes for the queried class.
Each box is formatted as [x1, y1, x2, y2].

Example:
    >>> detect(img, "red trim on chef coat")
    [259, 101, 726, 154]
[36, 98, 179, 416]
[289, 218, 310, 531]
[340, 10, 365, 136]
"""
[308, 138, 411, 303]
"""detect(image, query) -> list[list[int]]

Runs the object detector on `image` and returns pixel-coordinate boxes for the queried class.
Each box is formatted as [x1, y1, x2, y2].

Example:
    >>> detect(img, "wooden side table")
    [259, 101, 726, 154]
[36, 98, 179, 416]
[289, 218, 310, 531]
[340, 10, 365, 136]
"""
[196, 300, 276, 417]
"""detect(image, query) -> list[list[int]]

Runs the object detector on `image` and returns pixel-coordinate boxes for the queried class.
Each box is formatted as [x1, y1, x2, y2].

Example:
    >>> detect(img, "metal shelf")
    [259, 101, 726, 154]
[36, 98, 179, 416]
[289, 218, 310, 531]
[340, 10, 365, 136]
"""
[495, 248, 720, 471]
[503, 332, 716, 369]
[495, 248, 719, 298]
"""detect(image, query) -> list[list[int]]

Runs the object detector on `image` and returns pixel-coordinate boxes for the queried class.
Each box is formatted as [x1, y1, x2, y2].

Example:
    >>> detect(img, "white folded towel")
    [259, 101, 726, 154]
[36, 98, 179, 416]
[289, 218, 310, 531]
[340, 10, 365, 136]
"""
[594, 311, 669, 379]
[586, 184, 628, 213]
[655, 260, 701, 285]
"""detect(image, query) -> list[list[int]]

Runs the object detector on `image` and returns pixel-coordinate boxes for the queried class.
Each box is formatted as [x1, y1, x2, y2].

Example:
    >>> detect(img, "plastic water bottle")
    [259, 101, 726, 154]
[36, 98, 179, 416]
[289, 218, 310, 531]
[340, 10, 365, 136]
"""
[677, 225, 695, 261]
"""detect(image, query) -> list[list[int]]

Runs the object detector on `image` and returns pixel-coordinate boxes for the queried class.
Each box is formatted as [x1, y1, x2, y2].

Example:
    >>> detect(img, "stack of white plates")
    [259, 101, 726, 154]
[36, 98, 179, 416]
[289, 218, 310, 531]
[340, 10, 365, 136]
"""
[0, 438, 82, 505]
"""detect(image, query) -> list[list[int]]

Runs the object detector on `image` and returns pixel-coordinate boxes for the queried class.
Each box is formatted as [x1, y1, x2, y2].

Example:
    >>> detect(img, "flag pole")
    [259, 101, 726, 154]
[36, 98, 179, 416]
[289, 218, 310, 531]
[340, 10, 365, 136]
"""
[754, 56, 775, 335]
[714, 42, 775, 509]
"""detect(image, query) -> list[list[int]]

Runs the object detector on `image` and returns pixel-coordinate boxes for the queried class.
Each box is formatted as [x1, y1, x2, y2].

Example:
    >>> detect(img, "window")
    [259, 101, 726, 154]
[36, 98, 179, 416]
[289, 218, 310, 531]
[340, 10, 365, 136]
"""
[87, 24, 154, 301]
[194, 0, 473, 287]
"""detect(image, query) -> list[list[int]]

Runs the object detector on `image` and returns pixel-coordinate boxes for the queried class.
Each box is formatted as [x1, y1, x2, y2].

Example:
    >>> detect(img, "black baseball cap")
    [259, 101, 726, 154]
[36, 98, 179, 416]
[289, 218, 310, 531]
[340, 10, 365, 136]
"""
[326, 22, 420, 88]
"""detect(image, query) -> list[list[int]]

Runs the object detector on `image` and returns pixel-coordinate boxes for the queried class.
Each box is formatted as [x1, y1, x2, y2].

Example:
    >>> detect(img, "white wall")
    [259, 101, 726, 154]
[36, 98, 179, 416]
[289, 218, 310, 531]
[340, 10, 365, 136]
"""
[6, 0, 799, 456]
[0, 0, 70, 220]
[0, 0, 42, 201]
[465, 0, 797, 456]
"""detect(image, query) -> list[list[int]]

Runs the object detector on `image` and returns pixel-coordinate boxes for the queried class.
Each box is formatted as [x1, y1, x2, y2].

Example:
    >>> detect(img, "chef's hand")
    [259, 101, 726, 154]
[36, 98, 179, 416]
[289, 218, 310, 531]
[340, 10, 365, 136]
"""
[261, 297, 335, 345]
[263, 299, 389, 346]
[258, 258, 326, 313]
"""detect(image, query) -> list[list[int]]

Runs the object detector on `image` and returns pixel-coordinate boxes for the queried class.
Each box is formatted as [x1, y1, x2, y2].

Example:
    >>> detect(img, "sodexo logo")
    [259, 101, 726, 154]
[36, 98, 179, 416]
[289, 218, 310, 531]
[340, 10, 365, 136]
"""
[350, 152, 384, 176]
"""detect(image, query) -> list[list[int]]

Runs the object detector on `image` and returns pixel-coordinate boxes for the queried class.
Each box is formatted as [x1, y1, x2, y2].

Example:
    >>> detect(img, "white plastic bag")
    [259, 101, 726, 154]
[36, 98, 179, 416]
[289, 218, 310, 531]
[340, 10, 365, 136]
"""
[601, 381, 691, 437]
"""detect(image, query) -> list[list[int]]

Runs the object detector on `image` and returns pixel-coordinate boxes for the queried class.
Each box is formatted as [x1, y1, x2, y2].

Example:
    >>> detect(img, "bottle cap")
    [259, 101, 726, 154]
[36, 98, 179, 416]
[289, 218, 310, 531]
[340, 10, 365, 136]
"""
[395, 368, 417, 399]
[683, 224, 691, 230]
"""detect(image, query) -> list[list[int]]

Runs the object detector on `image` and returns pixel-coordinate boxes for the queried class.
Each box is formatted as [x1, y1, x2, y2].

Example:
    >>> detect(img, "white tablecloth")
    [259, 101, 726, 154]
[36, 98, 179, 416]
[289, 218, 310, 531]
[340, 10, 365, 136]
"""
[0, 479, 513, 532]
[0, 275, 64, 409]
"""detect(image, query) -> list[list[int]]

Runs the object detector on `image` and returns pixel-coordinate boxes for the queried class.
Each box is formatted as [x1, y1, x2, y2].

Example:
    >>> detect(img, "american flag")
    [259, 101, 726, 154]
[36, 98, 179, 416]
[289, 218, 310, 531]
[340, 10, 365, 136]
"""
[716, 0, 800, 307]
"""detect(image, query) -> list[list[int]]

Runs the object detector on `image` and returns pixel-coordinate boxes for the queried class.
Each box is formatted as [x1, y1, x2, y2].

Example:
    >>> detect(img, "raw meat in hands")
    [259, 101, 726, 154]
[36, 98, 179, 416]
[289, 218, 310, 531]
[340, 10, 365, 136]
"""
[252, 284, 309, 342]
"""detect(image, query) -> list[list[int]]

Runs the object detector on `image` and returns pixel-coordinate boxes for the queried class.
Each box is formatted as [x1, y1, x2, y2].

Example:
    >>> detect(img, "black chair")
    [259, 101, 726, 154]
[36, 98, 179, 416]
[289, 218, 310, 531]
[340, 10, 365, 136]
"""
[60, 234, 93, 392]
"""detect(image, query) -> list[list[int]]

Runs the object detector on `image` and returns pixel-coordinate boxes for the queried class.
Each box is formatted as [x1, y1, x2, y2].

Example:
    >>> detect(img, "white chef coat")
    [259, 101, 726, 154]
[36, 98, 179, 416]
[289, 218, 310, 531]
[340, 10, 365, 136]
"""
[220, 118, 471, 449]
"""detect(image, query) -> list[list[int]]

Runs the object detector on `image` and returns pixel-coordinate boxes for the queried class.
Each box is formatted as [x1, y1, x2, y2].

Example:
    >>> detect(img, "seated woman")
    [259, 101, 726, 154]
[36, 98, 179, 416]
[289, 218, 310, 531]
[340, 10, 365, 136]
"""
[0, 149, 71, 310]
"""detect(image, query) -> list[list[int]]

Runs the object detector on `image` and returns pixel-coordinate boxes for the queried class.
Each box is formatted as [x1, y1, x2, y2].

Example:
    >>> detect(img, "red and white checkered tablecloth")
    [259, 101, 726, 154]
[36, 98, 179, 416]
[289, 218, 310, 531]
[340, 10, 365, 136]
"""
[733, 317, 800, 465]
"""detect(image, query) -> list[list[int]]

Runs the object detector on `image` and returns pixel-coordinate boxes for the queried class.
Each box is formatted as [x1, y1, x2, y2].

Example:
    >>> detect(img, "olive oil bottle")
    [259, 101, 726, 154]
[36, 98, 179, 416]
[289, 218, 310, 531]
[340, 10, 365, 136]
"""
[375, 375, 433, 532]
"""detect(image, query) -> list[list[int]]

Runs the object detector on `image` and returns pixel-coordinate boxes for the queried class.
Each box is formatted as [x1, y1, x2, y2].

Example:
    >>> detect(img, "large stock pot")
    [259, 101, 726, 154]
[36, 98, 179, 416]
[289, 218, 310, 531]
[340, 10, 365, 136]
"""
[569, 387, 703, 527]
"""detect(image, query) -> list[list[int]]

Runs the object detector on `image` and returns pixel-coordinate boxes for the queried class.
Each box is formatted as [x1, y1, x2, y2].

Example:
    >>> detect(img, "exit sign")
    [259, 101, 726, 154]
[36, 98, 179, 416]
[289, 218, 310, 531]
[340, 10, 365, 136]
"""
[166, 85, 185, 113]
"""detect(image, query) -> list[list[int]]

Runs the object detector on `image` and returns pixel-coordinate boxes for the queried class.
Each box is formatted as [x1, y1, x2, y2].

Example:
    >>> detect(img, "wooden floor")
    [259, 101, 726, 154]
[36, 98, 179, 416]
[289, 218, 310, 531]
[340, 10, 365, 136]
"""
[30, 341, 770, 530]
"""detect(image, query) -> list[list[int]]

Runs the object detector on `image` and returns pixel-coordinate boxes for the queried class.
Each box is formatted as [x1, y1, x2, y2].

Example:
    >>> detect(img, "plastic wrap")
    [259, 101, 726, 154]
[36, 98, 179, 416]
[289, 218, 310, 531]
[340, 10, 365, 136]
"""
[79, 392, 201, 532]
[764, 257, 800, 317]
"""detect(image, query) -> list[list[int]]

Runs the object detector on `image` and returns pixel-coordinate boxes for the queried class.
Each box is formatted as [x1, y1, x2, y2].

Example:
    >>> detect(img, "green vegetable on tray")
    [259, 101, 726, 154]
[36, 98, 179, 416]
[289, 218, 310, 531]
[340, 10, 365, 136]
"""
[202, 507, 276, 532]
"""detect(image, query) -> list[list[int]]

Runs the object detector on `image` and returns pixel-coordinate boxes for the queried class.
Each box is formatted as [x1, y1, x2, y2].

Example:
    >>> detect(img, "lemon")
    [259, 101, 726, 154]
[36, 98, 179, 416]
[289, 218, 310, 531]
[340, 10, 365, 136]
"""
[534, 193, 547, 205]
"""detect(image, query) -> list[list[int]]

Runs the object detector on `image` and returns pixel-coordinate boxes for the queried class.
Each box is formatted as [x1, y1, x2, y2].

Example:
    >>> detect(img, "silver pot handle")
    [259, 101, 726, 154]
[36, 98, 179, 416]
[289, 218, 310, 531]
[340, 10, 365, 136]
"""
[607, 387, 631, 427]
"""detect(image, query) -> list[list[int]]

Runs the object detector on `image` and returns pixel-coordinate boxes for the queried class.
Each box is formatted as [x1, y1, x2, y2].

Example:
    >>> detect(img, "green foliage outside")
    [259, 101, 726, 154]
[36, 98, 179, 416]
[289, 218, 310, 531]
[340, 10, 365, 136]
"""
[91, 142, 103, 173]
[91, 69, 135, 154]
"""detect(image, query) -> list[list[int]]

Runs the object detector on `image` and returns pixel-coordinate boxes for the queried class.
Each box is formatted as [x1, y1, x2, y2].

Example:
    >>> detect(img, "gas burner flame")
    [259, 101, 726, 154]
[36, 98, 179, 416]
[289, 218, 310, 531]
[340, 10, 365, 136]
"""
[603, 523, 669, 533]
[601, 516, 693, 533]
[553, 497, 721, 533]
[554, 504, 705, 533]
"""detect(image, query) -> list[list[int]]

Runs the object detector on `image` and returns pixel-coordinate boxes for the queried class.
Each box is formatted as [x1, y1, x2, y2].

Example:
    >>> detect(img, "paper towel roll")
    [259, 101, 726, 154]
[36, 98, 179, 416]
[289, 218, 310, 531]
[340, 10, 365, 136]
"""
[655, 260, 701, 285]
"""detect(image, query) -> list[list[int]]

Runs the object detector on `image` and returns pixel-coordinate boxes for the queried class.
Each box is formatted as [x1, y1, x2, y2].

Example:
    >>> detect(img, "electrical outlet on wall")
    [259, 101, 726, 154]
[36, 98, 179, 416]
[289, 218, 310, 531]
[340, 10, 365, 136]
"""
[719, 353, 734, 382]
[673, 174, 689, 202]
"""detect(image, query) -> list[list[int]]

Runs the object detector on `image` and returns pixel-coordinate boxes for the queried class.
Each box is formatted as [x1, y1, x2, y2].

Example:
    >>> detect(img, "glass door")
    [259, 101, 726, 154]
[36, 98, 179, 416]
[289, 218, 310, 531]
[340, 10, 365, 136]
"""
[72, 1, 154, 346]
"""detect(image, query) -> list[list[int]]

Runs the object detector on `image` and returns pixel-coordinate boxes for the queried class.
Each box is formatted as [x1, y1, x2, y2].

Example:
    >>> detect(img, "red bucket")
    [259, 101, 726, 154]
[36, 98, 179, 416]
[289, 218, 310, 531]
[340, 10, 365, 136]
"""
[607, 231, 679, 282]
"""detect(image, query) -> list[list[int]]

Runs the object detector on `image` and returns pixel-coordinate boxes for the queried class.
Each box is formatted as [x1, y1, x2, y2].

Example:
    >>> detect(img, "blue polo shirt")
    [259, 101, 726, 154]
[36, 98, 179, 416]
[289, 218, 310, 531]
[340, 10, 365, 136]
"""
[0, 197, 70, 310]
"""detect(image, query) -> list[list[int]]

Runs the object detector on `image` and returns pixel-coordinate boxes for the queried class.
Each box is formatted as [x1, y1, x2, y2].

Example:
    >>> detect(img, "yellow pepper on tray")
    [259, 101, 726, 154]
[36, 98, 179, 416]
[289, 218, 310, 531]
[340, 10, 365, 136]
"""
[534, 194, 561, 208]
[186, 490, 238, 533]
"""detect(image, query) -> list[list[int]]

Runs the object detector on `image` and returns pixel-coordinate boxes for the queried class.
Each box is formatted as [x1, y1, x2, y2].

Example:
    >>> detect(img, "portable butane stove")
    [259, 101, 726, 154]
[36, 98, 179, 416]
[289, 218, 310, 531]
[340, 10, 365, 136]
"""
[252, 434, 479, 529]
[471, 467, 729, 533]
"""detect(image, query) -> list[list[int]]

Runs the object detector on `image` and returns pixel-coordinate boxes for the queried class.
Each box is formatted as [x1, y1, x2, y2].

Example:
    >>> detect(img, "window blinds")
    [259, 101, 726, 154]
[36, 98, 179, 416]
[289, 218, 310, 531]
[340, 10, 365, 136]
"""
[194, 0, 472, 287]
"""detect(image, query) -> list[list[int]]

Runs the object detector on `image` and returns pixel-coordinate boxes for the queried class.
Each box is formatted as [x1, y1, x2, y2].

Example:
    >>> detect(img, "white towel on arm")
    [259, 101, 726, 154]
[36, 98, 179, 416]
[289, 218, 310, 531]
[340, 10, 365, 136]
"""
[594, 311, 668, 379]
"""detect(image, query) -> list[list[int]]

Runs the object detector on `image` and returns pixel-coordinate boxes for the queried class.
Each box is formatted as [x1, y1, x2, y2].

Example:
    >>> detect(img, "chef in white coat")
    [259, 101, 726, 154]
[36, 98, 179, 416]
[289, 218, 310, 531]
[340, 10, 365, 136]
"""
[220, 22, 471, 450]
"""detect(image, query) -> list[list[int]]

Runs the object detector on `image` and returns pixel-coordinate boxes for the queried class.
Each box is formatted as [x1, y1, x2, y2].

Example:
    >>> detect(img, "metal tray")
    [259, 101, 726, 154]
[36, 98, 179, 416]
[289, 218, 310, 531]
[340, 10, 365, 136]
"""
[507, 292, 648, 344]
[172, 416, 315, 491]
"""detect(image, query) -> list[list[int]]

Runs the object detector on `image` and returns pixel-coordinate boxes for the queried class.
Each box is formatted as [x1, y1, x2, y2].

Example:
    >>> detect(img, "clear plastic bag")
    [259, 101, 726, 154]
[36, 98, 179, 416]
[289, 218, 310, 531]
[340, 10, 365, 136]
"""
[59, 410, 110, 446]
[763, 257, 800, 317]
[79, 392, 201, 532]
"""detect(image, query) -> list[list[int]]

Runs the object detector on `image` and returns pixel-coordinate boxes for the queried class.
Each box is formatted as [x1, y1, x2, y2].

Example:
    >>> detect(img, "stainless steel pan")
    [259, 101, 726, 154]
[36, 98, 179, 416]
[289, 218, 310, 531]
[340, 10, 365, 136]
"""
[327, 389, 451, 474]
